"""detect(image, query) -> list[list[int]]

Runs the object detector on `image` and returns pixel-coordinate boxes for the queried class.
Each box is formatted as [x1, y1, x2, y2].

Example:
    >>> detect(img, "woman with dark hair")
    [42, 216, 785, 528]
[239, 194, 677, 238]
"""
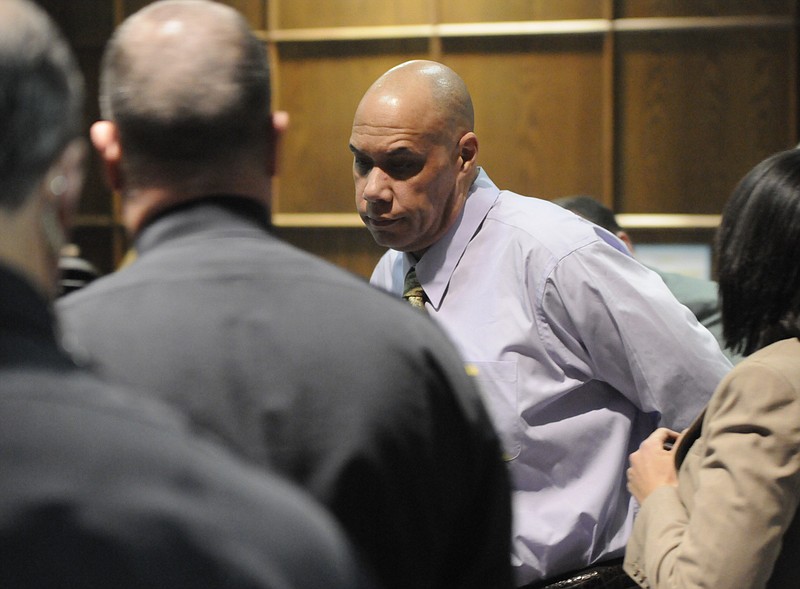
[623, 148, 800, 589]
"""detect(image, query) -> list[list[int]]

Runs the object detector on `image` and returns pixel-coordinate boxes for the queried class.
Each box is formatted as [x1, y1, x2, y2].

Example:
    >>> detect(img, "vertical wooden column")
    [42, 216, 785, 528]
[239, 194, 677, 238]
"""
[601, 0, 616, 209]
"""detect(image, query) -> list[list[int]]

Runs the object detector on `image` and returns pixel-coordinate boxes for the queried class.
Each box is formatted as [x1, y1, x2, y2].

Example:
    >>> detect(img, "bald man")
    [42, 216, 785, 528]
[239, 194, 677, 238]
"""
[0, 1, 368, 587]
[57, 4, 512, 589]
[351, 60, 732, 588]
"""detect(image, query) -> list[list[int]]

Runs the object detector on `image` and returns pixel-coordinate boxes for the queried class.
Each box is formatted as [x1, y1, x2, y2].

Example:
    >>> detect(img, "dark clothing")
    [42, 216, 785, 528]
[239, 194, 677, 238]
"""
[0, 264, 365, 589]
[58, 197, 513, 589]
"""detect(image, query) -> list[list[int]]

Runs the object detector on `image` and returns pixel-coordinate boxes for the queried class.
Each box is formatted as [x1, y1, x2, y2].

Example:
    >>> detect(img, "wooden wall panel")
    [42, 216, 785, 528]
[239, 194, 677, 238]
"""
[617, 0, 795, 18]
[119, 0, 266, 27]
[439, 0, 604, 23]
[274, 40, 429, 214]
[616, 28, 794, 214]
[30, 0, 800, 279]
[36, 0, 114, 46]
[444, 36, 606, 200]
[72, 49, 107, 217]
[275, 0, 430, 29]
[273, 227, 387, 278]
[218, 0, 267, 28]
[121, 0, 156, 20]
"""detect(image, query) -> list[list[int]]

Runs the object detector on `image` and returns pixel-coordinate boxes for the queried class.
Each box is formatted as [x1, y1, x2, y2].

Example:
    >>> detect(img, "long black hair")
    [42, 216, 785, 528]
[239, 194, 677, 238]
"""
[717, 148, 800, 355]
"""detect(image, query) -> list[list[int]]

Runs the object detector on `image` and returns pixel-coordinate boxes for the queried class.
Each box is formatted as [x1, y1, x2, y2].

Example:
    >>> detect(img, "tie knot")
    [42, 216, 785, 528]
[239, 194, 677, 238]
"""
[403, 267, 426, 310]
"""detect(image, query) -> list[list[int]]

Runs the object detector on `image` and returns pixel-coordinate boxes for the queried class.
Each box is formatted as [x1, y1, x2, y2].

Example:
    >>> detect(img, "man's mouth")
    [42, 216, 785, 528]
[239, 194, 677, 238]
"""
[365, 216, 398, 227]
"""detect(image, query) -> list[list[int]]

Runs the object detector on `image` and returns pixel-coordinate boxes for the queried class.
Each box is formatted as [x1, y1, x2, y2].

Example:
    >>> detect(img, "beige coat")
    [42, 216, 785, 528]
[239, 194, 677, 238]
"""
[624, 337, 800, 589]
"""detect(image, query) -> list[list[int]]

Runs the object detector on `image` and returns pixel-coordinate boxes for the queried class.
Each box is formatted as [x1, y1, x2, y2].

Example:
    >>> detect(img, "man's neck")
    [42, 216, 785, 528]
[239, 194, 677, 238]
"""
[0, 202, 56, 300]
[123, 184, 270, 238]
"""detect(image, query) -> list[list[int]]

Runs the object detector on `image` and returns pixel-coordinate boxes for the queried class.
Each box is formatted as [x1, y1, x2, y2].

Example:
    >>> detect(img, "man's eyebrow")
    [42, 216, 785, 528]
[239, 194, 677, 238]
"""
[348, 145, 419, 157]
[386, 147, 416, 156]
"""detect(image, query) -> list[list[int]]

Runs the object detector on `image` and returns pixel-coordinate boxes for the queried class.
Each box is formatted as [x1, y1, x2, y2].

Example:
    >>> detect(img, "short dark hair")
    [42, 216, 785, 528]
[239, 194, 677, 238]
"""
[717, 148, 800, 355]
[553, 195, 622, 234]
[0, 0, 84, 210]
[99, 0, 271, 182]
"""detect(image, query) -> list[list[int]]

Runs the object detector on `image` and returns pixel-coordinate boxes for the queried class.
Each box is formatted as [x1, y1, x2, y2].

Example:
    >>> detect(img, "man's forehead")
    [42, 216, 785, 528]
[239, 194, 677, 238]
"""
[351, 120, 429, 138]
[353, 105, 423, 131]
[356, 83, 438, 120]
[374, 93, 403, 110]
[352, 97, 444, 149]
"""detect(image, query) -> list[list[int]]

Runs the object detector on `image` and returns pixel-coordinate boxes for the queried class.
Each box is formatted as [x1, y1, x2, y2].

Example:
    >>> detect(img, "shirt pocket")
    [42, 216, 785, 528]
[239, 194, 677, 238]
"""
[467, 360, 521, 461]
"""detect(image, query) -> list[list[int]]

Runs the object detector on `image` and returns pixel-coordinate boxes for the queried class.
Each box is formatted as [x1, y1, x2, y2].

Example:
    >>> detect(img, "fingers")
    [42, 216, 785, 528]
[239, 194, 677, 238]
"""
[651, 427, 678, 444]
[640, 427, 679, 451]
[627, 427, 681, 503]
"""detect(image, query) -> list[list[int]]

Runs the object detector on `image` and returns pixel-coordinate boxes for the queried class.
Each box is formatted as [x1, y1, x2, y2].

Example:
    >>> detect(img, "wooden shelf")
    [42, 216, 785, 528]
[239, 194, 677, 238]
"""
[265, 24, 433, 42]
[613, 15, 794, 33]
[272, 213, 364, 228]
[262, 15, 794, 43]
[616, 214, 720, 229]
[271, 212, 720, 230]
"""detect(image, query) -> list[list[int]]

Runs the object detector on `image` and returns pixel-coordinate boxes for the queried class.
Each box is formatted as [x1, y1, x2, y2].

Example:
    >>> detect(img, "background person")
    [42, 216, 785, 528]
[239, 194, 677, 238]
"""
[625, 148, 800, 588]
[351, 59, 731, 588]
[57, 3, 512, 589]
[0, 1, 369, 587]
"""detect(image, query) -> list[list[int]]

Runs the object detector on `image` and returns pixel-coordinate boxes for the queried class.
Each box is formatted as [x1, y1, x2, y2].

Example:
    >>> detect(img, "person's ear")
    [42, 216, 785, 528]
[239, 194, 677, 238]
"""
[31, 138, 87, 274]
[266, 111, 289, 177]
[457, 131, 478, 173]
[44, 138, 87, 236]
[616, 230, 635, 255]
[90, 120, 123, 190]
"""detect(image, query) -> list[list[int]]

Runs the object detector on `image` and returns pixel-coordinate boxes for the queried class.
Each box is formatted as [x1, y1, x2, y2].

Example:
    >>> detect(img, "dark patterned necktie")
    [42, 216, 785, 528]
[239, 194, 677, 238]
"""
[403, 267, 426, 310]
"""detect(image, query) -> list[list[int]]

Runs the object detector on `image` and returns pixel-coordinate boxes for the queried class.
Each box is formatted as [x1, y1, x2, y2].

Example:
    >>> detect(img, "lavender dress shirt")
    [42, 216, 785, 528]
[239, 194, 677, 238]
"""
[370, 169, 732, 585]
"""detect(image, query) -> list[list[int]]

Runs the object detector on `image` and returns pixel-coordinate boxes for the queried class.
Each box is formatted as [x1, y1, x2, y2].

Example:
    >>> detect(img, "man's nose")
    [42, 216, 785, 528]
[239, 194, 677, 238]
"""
[362, 168, 392, 202]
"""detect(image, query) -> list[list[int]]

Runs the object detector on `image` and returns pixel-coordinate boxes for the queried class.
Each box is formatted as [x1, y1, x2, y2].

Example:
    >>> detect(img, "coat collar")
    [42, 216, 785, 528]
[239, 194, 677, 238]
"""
[135, 195, 271, 256]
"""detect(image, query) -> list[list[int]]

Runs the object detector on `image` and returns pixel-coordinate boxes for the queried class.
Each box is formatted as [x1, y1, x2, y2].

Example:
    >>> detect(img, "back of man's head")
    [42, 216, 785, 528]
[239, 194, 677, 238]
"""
[0, 0, 84, 210]
[99, 0, 271, 182]
[553, 195, 622, 234]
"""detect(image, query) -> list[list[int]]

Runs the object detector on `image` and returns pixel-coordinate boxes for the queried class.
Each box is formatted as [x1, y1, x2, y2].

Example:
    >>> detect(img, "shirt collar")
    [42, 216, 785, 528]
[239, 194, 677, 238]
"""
[407, 168, 500, 310]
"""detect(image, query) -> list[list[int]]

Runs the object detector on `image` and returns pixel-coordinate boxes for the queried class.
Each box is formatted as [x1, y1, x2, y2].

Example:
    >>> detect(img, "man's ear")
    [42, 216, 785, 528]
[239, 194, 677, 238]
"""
[457, 132, 478, 172]
[90, 120, 123, 190]
[34, 138, 88, 266]
[616, 230, 635, 255]
[46, 138, 87, 232]
[266, 111, 289, 177]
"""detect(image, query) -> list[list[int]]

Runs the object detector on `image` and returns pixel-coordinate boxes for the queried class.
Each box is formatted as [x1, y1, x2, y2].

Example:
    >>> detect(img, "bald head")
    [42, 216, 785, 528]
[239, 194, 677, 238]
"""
[357, 60, 474, 145]
[100, 0, 271, 178]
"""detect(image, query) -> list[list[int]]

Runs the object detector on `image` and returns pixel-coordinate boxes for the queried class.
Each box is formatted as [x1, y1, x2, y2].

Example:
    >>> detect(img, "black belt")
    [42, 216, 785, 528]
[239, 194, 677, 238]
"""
[521, 558, 638, 589]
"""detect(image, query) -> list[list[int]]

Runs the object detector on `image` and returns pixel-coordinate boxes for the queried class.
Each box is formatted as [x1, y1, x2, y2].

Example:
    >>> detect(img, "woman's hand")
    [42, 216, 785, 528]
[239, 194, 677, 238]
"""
[627, 427, 681, 503]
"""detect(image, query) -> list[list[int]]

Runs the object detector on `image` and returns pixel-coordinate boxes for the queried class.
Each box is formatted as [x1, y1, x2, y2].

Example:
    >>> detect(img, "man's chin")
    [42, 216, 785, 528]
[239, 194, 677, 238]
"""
[364, 224, 402, 249]
[371, 234, 402, 250]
